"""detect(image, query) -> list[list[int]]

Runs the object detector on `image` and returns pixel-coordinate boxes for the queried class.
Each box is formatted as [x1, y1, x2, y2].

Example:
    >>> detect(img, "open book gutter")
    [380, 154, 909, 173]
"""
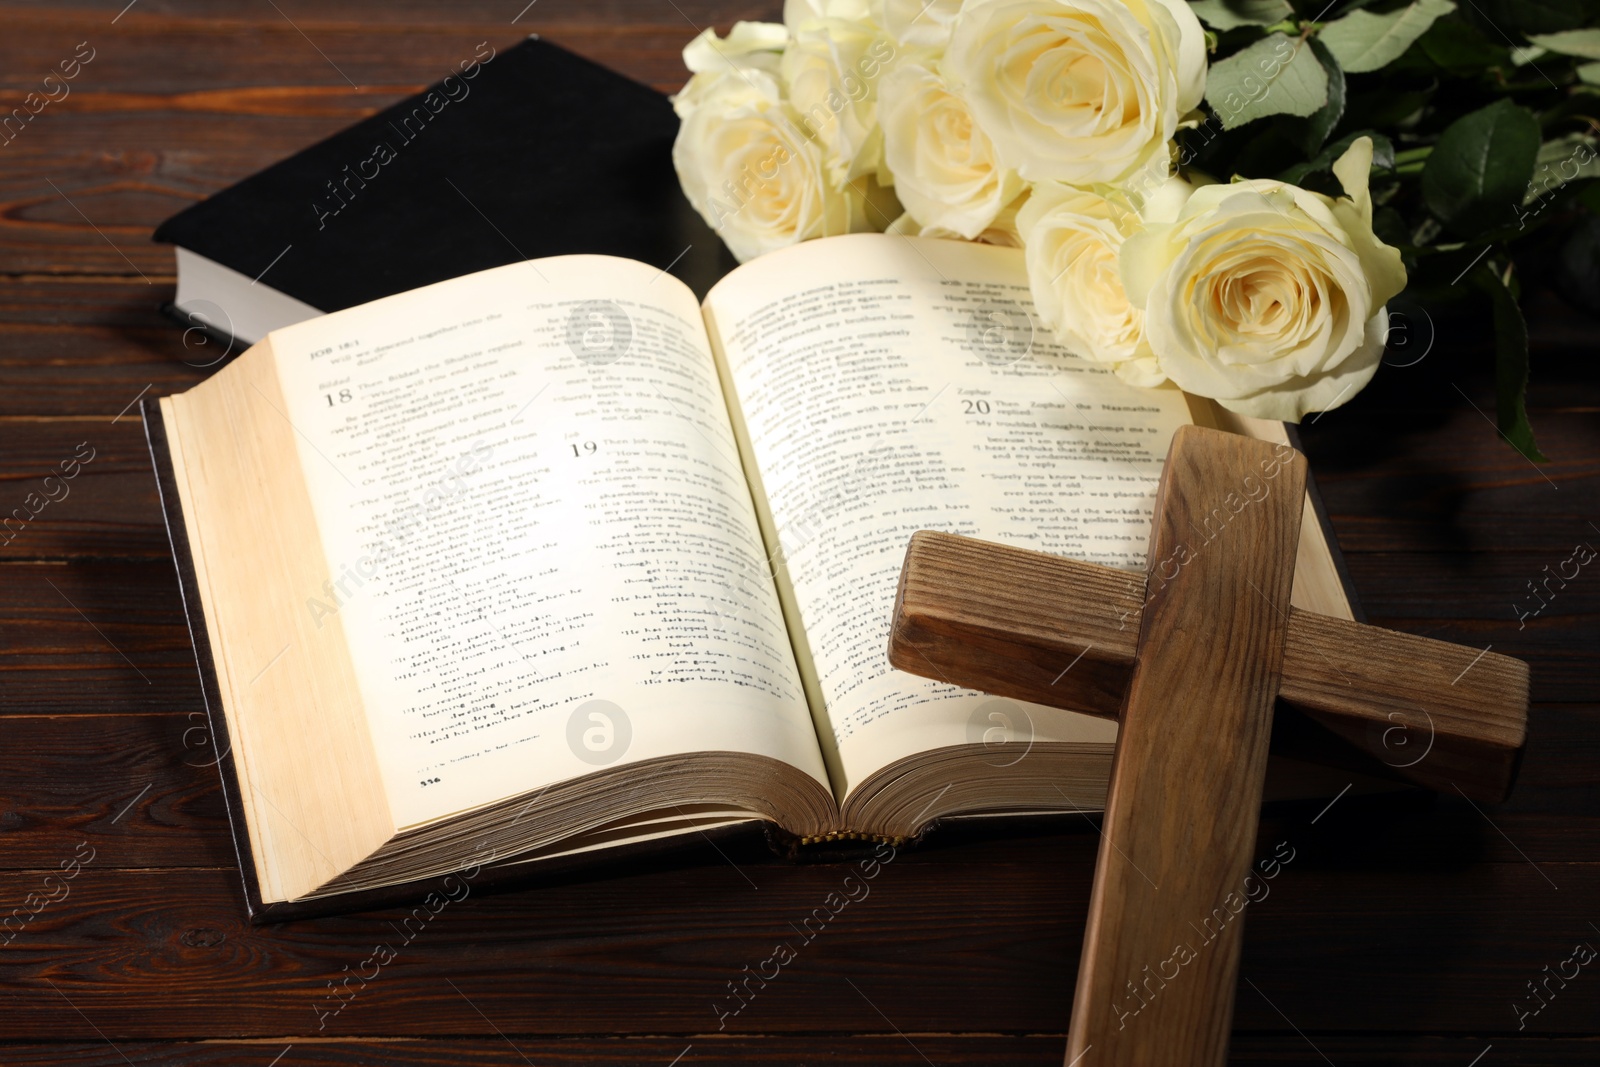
[147, 233, 1365, 921]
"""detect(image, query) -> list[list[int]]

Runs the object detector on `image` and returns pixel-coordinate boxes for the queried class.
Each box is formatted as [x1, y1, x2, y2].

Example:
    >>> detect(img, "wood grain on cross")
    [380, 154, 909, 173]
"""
[887, 425, 1531, 1067]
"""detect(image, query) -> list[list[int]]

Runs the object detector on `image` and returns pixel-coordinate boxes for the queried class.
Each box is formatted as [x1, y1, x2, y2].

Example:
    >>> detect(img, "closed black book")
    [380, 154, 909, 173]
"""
[153, 35, 732, 349]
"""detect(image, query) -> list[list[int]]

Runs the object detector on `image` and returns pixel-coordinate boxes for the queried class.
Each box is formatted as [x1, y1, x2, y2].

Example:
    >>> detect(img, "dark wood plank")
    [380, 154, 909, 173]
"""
[0, 565, 198, 713]
[0, 419, 167, 559]
[1260, 766, 1600, 864]
[0, 281, 208, 416]
[0, 1035, 1595, 1066]
[0, 2, 1594, 1060]
[0, 859, 1595, 1038]
[0, 2, 780, 277]
[0, 713, 229, 868]
[1301, 407, 1600, 554]
[0, 1039, 1074, 1067]
[0, 562, 196, 706]
[0, 2, 773, 95]
[1347, 550, 1600, 628]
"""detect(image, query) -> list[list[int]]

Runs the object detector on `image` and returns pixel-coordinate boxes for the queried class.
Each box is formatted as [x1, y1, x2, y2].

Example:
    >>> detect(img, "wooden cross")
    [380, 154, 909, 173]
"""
[887, 425, 1529, 1067]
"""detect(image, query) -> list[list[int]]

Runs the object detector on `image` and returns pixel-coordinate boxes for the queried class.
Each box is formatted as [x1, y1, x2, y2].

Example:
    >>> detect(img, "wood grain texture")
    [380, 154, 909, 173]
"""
[0, 559, 187, 630]
[0, 2, 779, 275]
[0, 561, 198, 711]
[890, 530, 1529, 800]
[0, 860, 1596, 1038]
[0, 713, 230, 868]
[0, 281, 209, 416]
[1302, 406, 1600, 553]
[0, 420, 170, 559]
[4, 1035, 1598, 1066]
[0, 1, 1594, 1060]
[1064, 427, 1304, 1066]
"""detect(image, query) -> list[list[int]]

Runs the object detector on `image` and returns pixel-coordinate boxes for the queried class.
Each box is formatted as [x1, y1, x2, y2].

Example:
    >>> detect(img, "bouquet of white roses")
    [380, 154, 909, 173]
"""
[672, 0, 1599, 455]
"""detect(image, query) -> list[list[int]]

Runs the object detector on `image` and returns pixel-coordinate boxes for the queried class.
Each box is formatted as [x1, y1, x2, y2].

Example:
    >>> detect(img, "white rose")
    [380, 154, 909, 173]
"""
[945, 0, 1206, 186]
[672, 63, 873, 263]
[1120, 138, 1408, 420]
[887, 192, 1026, 246]
[874, 0, 964, 48]
[782, 15, 897, 183]
[672, 23, 788, 119]
[1018, 180, 1189, 386]
[683, 21, 788, 75]
[879, 61, 1025, 238]
[785, 0, 872, 26]
[973, 191, 1027, 247]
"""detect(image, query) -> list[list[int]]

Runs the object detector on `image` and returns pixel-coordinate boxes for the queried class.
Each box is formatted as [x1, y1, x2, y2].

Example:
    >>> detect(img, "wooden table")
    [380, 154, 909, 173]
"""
[2, 2, 1596, 1063]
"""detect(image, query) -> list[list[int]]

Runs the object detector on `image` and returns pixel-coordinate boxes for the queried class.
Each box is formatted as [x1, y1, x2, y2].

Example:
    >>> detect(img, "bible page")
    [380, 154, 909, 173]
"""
[266, 256, 828, 829]
[705, 234, 1192, 802]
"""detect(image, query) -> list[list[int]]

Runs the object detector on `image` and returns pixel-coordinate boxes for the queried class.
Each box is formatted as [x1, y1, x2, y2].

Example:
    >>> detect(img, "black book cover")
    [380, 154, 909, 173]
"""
[153, 35, 734, 330]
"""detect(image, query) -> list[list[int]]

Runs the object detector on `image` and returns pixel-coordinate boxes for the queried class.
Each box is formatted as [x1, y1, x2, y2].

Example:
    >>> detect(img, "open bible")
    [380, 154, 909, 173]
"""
[147, 233, 1356, 919]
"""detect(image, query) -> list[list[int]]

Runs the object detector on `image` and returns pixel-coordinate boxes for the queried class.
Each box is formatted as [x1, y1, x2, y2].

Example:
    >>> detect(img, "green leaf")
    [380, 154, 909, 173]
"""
[1318, 0, 1457, 72]
[1421, 99, 1540, 234]
[1297, 38, 1347, 154]
[1579, 60, 1600, 83]
[1526, 28, 1600, 58]
[1206, 34, 1330, 129]
[1461, 0, 1595, 35]
[1415, 20, 1512, 76]
[1190, 0, 1294, 29]
[1373, 204, 1410, 247]
[1344, 87, 1430, 128]
[1525, 134, 1600, 205]
[1470, 264, 1545, 463]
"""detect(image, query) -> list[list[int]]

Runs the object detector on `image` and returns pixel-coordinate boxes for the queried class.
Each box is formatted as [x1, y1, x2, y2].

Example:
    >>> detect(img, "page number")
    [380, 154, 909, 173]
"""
[324, 388, 353, 407]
